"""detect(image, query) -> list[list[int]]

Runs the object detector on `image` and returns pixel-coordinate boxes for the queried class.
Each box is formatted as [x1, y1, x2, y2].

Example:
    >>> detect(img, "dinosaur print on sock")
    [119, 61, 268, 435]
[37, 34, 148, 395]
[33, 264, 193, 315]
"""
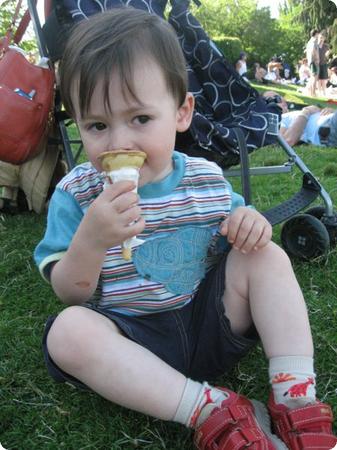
[283, 377, 315, 398]
[189, 387, 214, 428]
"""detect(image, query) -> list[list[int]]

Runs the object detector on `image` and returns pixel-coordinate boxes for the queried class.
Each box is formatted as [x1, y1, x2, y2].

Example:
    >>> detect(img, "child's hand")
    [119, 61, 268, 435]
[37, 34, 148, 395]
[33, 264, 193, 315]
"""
[79, 180, 145, 251]
[220, 207, 272, 254]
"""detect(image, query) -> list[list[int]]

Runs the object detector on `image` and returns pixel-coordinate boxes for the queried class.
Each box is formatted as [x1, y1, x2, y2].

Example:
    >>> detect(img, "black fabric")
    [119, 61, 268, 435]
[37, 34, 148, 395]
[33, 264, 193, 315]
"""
[42, 9, 72, 61]
[49, 0, 281, 168]
[168, 0, 280, 167]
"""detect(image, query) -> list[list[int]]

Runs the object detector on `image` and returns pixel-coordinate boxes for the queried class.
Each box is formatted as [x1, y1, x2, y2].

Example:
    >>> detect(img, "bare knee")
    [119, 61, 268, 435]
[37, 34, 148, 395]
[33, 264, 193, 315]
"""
[253, 241, 292, 274]
[227, 241, 293, 289]
[244, 241, 291, 270]
[47, 306, 90, 372]
[47, 306, 118, 373]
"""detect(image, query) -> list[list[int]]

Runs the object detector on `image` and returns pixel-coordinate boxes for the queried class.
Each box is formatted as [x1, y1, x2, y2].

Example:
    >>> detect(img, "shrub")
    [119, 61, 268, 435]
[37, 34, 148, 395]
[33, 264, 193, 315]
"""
[211, 35, 242, 64]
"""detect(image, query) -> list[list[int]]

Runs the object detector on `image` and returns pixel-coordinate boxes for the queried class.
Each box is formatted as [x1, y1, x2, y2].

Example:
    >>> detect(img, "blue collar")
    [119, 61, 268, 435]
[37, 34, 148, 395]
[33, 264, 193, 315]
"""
[139, 151, 185, 198]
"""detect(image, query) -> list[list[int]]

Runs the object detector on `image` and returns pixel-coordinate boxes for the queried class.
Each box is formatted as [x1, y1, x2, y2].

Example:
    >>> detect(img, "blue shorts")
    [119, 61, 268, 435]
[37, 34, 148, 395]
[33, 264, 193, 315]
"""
[42, 253, 258, 387]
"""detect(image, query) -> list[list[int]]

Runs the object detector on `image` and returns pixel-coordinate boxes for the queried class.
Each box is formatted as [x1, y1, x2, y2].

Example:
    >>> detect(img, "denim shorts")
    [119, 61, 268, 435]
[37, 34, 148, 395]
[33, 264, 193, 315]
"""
[42, 253, 258, 388]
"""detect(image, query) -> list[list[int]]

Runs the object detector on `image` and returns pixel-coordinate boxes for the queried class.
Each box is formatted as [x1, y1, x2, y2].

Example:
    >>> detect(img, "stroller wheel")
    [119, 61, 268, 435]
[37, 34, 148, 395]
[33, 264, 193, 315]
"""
[281, 214, 330, 260]
[305, 205, 327, 219]
[306, 205, 337, 246]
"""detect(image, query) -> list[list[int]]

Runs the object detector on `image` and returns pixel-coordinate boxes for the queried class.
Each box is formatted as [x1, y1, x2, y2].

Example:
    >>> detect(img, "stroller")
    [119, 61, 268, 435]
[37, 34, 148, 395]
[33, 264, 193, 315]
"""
[27, 0, 337, 260]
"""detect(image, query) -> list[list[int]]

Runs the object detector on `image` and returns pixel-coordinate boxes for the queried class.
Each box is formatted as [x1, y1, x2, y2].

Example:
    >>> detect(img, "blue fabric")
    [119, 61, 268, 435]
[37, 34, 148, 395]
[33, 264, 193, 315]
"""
[34, 188, 84, 278]
[133, 226, 213, 294]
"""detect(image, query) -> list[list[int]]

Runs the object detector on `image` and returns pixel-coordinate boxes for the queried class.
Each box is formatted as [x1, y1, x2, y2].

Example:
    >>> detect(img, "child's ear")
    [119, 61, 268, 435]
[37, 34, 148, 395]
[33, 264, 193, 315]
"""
[176, 93, 195, 132]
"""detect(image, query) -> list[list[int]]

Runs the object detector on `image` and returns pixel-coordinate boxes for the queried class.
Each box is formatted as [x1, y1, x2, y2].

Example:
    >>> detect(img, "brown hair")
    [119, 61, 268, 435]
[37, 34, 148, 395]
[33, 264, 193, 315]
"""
[59, 7, 188, 118]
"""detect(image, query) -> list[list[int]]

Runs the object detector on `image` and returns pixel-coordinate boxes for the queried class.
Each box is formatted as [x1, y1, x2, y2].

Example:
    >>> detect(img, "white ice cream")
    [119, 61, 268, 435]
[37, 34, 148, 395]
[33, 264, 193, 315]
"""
[103, 167, 144, 260]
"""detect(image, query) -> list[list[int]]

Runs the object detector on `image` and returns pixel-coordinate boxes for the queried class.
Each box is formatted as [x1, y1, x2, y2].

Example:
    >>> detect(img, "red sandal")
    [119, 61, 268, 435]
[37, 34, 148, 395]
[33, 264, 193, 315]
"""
[268, 393, 337, 450]
[194, 388, 285, 450]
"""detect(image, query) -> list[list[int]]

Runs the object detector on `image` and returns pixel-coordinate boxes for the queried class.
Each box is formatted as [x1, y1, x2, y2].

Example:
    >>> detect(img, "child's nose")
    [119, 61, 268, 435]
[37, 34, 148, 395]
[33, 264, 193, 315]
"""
[108, 127, 133, 151]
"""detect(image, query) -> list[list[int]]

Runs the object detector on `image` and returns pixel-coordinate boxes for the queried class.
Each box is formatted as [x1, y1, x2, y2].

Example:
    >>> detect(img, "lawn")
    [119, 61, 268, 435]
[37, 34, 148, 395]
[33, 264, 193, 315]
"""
[1, 93, 337, 448]
[251, 80, 336, 108]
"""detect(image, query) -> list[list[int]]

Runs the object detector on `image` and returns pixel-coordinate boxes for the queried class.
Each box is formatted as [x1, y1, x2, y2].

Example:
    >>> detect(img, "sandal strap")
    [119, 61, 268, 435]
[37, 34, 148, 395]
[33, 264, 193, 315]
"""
[218, 427, 266, 450]
[274, 403, 333, 436]
[296, 432, 337, 450]
[194, 404, 261, 450]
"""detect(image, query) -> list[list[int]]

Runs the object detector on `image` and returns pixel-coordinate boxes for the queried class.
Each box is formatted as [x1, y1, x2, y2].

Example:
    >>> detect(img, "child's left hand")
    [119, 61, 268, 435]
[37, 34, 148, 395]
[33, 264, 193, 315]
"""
[220, 207, 272, 254]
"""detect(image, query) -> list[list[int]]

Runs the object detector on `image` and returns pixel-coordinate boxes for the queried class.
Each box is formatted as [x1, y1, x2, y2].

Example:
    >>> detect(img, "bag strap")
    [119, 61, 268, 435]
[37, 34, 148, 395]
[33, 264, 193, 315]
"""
[14, 3, 34, 45]
[2, 0, 23, 49]
[1, 0, 38, 50]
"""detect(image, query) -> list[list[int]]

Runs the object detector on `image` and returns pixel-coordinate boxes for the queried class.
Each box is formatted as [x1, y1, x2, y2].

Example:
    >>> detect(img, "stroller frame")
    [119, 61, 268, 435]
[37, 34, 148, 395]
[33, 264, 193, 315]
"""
[27, 0, 337, 260]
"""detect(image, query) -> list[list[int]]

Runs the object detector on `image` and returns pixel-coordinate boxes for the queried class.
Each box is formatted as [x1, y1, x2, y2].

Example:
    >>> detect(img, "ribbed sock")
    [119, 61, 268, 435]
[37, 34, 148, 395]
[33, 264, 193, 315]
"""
[269, 356, 316, 409]
[172, 379, 229, 428]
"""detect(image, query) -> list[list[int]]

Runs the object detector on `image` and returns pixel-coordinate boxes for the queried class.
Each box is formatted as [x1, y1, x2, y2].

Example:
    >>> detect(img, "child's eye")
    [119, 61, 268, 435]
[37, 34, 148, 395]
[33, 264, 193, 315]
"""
[88, 122, 107, 131]
[134, 115, 150, 125]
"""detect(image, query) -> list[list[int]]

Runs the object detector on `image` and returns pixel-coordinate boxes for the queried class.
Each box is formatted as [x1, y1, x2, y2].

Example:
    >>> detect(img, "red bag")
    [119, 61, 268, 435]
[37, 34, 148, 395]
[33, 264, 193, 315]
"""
[0, 0, 55, 164]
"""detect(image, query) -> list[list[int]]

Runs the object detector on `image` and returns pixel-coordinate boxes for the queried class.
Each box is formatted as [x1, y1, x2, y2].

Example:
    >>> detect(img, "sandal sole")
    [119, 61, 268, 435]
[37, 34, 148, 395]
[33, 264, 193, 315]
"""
[251, 400, 289, 450]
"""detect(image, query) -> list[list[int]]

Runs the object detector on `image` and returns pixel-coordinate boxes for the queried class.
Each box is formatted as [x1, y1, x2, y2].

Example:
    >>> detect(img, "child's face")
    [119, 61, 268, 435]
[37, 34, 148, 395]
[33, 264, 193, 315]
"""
[74, 58, 194, 186]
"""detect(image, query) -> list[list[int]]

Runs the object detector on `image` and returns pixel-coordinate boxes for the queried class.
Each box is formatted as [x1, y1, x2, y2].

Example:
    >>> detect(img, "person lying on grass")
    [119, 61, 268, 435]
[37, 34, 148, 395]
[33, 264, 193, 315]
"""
[34, 8, 337, 450]
[264, 90, 337, 147]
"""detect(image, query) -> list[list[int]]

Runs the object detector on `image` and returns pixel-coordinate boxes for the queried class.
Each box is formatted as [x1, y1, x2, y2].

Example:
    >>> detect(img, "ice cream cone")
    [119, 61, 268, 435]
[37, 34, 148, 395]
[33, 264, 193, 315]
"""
[98, 150, 146, 172]
[98, 150, 147, 261]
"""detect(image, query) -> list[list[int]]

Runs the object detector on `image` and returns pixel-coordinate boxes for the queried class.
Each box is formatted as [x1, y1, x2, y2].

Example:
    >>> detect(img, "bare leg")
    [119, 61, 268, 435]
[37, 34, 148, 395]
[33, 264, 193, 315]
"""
[222, 242, 313, 358]
[307, 74, 317, 97]
[321, 79, 327, 97]
[47, 242, 313, 426]
[47, 306, 186, 420]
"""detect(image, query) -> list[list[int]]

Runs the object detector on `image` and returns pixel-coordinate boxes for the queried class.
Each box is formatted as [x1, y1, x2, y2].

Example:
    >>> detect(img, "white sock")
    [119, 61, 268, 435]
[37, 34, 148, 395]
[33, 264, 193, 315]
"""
[269, 356, 316, 409]
[172, 379, 229, 428]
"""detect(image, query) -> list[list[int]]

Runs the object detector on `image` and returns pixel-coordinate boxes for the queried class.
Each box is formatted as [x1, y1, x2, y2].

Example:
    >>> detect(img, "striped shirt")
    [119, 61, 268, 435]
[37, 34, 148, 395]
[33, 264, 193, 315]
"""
[34, 151, 234, 316]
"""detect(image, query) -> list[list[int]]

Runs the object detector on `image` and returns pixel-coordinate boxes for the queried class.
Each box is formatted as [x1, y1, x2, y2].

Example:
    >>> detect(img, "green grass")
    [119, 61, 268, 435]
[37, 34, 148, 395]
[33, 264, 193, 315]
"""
[251, 81, 337, 109]
[1, 133, 337, 447]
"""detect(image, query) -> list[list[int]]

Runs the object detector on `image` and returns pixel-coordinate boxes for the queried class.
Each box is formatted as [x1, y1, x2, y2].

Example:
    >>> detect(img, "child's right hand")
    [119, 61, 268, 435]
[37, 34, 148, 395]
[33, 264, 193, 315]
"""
[79, 180, 145, 251]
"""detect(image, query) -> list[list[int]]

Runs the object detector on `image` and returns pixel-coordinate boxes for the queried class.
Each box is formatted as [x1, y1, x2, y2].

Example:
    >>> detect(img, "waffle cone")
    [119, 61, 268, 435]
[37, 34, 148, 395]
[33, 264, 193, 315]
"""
[98, 150, 147, 172]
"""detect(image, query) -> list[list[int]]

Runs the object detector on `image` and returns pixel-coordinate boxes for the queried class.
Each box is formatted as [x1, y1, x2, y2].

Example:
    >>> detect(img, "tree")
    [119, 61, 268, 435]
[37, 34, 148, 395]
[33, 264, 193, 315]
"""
[0, 0, 37, 52]
[330, 19, 337, 54]
[242, 7, 283, 66]
[277, 3, 307, 66]
[0, 0, 18, 36]
[193, 0, 282, 64]
[298, 0, 336, 33]
[191, 0, 257, 39]
[286, 0, 337, 53]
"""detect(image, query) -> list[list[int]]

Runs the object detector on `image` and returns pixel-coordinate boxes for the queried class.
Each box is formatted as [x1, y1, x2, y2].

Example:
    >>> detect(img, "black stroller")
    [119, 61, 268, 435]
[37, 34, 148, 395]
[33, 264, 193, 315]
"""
[27, 0, 337, 260]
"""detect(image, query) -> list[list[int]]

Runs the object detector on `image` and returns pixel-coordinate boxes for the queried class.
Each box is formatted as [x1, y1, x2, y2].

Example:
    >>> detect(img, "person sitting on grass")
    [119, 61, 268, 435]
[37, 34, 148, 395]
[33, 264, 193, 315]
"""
[254, 62, 267, 83]
[235, 51, 248, 81]
[263, 91, 337, 147]
[34, 8, 337, 450]
[298, 58, 311, 85]
[281, 105, 337, 147]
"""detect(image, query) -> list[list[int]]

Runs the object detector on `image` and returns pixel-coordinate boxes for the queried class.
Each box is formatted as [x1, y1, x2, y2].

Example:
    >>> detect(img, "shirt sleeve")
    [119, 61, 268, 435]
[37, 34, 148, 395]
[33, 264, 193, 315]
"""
[231, 189, 245, 211]
[34, 188, 84, 281]
[229, 183, 256, 211]
[280, 112, 293, 130]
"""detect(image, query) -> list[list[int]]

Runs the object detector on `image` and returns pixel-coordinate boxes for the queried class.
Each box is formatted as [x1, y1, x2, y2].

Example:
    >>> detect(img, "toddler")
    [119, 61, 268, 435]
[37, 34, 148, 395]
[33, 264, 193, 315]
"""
[35, 8, 336, 450]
